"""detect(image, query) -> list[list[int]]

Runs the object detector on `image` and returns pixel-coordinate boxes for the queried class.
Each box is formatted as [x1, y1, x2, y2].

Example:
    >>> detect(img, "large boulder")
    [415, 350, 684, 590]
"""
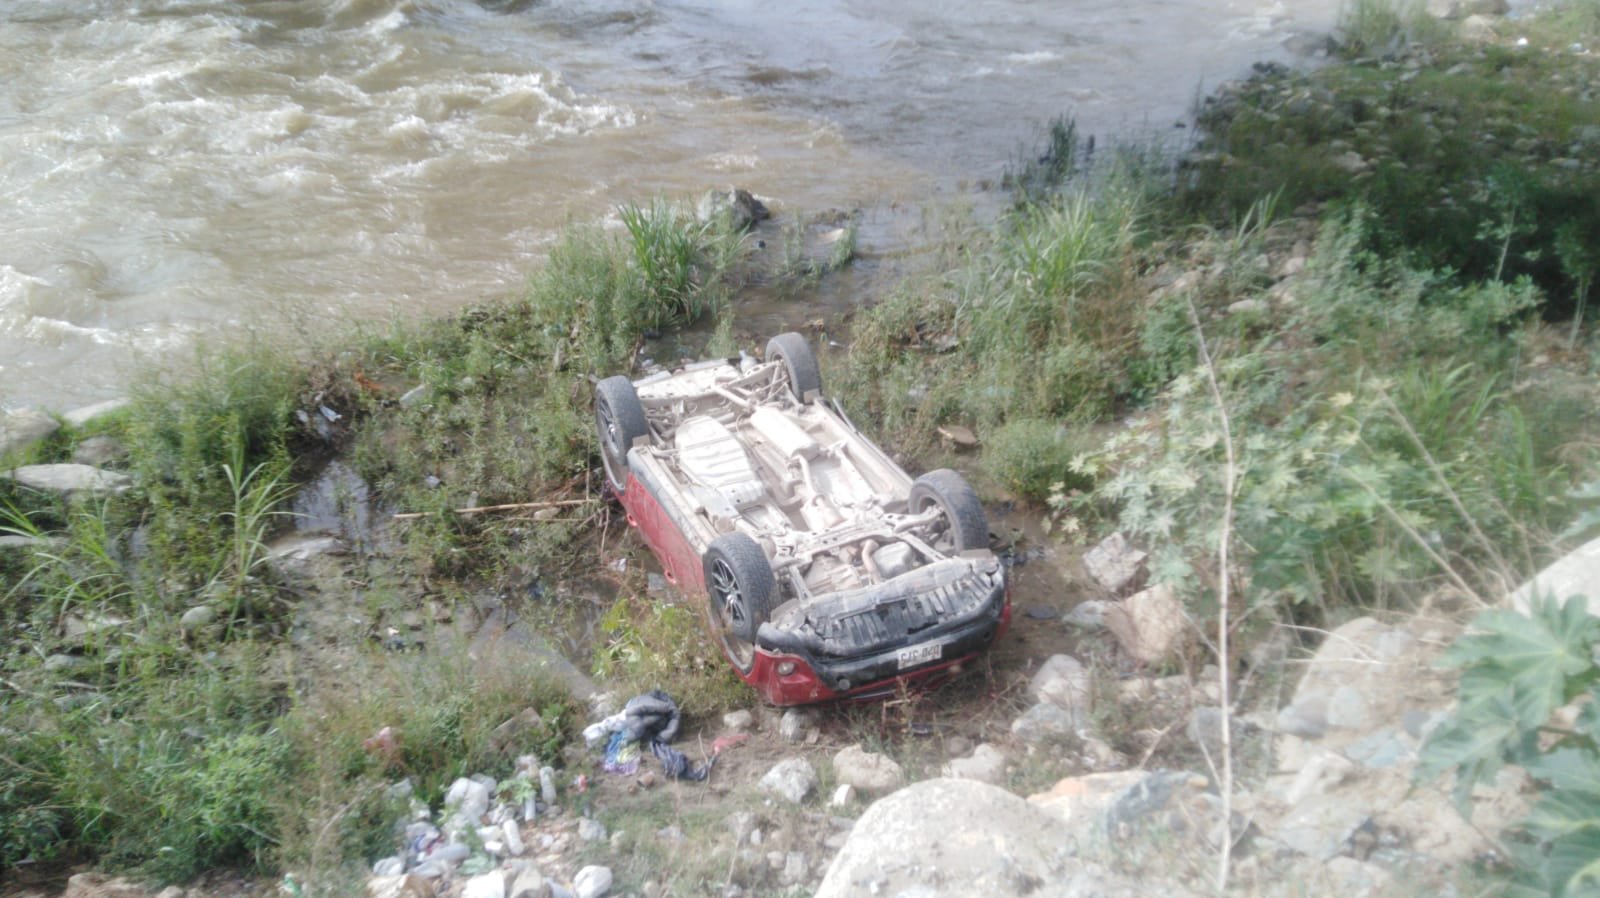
[1507, 535, 1600, 617]
[814, 778, 1077, 898]
[0, 408, 59, 458]
[1253, 615, 1529, 865]
[2, 463, 131, 498]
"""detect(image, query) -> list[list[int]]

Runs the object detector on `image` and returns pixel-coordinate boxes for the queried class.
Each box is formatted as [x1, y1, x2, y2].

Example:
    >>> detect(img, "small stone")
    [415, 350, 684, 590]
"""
[937, 424, 979, 448]
[462, 872, 507, 898]
[759, 758, 818, 804]
[366, 874, 436, 898]
[577, 817, 608, 841]
[781, 852, 808, 885]
[1029, 654, 1092, 716]
[944, 743, 1008, 785]
[778, 708, 812, 743]
[1011, 702, 1079, 745]
[832, 744, 905, 794]
[509, 868, 548, 898]
[573, 865, 613, 898]
[722, 709, 755, 732]
[1227, 298, 1265, 315]
[728, 811, 756, 844]
[372, 856, 405, 876]
[62, 399, 129, 428]
[1062, 600, 1107, 629]
[831, 783, 856, 807]
[179, 605, 216, 631]
[1082, 533, 1147, 594]
[71, 435, 128, 467]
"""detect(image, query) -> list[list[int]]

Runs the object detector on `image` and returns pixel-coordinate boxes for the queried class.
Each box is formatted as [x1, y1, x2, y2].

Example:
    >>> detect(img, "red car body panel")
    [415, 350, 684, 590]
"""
[618, 468, 1010, 705]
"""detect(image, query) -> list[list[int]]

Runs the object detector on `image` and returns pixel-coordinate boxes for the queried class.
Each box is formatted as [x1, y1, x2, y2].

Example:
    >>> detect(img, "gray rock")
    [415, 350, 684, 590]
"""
[814, 779, 1078, 898]
[697, 187, 770, 231]
[831, 744, 904, 794]
[1062, 600, 1108, 629]
[1276, 692, 1329, 739]
[573, 865, 613, 898]
[943, 743, 1007, 785]
[1029, 654, 1092, 716]
[0, 408, 59, 458]
[759, 758, 818, 804]
[71, 435, 128, 467]
[263, 533, 346, 575]
[372, 857, 405, 877]
[179, 605, 216, 631]
[62, 399, 129, 428]
[778, 708, 812, 743]
[462, 872, 507, 898]
[1326, 685, 1370, 730]
[728, 810, 756, 844]
[722, 709, 755, 732]
[780, 851, 808, 886]
[1011, 700, 1080, 745]
[509, 867, 548, 898]
[1186, 706, 1229, 760]
[2, 463, 131, 497]
[577, 817, 608, 841]
[1082, 533, 1146, 594]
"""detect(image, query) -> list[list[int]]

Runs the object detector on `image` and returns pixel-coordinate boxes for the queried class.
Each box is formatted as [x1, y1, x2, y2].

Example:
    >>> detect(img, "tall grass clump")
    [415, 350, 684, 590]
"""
[840, 159, 1153, 459]
[1336, 0, 1443, 57]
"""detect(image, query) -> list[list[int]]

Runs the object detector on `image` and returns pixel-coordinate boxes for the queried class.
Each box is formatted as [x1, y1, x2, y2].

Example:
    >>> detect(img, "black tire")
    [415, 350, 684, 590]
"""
[766, 332, 822, 400]
[595, 376, 648, 494]
[703, 532, 776, 672]
[909, 469, 990, 554]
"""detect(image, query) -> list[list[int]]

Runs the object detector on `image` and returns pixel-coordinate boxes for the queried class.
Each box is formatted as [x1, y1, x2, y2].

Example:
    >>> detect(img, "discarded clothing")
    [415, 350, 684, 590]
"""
[590, 690, 714, 782]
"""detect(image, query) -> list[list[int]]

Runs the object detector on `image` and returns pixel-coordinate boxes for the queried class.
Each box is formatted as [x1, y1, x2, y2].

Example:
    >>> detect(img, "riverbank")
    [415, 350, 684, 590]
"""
[5, 2, 1600, 896]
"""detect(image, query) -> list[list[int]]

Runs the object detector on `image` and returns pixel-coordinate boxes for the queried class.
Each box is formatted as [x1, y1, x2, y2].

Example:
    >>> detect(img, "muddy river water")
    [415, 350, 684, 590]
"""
[0, 0, 1354, 409]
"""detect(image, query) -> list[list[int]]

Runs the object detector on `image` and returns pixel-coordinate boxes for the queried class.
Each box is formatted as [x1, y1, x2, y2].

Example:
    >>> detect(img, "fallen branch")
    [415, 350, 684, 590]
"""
[391, 499, 592, 521]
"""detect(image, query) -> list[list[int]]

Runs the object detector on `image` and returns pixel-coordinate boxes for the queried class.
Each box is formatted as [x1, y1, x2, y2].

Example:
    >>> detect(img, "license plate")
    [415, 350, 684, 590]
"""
[896, 642, 942, 670]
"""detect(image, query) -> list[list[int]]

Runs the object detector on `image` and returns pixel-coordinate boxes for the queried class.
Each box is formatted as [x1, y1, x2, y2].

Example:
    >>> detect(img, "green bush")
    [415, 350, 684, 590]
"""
[1420, 594, 1600, 897]
[987, 418, 1095, 503]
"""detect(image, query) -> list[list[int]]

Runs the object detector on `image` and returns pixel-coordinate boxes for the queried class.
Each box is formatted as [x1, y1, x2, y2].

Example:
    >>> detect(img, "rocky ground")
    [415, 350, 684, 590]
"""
[5, 3, 1573, 894]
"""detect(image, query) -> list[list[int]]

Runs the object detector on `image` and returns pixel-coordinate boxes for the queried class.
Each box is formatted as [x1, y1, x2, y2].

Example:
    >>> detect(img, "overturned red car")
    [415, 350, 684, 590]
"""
[595, 333, 1008, 705]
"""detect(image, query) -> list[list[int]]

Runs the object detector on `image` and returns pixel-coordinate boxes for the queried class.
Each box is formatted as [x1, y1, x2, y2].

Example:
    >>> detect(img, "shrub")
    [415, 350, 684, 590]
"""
[987, 418, 1095, 503]
[1420, 593, 1600, 897]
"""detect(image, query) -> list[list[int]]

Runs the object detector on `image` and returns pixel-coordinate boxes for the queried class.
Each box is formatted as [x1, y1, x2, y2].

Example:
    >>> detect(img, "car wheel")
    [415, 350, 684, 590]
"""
[703, 532, 776, 673]
[909, 469, 989, 554]
[766, 332, 822, 401]
[595, 375, 648, 495]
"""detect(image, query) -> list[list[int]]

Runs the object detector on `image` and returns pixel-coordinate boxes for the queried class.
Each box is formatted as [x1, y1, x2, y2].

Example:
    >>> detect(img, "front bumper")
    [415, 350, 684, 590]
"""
[747, 559, 1009, 704]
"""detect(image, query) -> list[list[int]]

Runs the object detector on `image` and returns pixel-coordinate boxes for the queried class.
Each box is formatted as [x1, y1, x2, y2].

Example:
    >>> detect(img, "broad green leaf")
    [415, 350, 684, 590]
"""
[1546, 826, 1600, 898]
[1527, 749, 1600, 796]
[1440, 596, 1600, 732]
[1523, 788, 1600, 842]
